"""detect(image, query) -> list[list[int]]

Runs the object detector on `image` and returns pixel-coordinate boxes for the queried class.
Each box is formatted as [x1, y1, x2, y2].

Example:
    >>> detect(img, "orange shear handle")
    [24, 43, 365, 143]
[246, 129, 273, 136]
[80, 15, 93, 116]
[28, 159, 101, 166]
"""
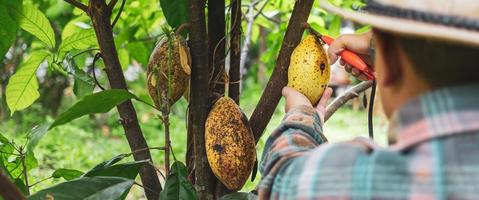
[321, 35, 375, 80]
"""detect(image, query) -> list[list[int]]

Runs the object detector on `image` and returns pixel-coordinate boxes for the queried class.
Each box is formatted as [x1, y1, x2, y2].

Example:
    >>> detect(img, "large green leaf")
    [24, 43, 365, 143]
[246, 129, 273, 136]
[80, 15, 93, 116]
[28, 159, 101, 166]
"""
[6, 51, 50, 115]
[26, 124, 50, 152]
[160, 161, 197, 200]
[52, 168, 84, 181]
[49, 89, 137, 130]
[58, 29, 98, 59]
[84, 160, 147, 180]
[13, 5, 56, 48]
[28, 177, 134, 200]
[160, 0, 189, 29]
[0, 0, 21, 59]
[61, 16, 90, 40]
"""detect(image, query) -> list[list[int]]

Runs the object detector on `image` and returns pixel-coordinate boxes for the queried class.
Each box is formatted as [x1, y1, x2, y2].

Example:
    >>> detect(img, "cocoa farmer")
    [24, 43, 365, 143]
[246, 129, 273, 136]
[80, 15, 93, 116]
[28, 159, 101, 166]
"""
[258, 0, 479, 199]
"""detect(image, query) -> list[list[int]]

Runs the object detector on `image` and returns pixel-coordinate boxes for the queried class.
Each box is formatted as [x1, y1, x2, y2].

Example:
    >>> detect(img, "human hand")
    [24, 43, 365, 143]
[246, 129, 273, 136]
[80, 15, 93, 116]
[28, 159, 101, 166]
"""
[282, 87, 333, 122]
[328, 31, 373, 81]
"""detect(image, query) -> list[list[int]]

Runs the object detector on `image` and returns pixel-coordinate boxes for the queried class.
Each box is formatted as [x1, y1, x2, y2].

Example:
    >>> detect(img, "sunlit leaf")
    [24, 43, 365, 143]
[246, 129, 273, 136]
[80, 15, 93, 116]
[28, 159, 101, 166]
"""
[6, 51, 50, 115]
[13, 5, 56, 48]
[28, 177, 134, 200]
[49, 90, 137, 130]
[58, 29, 98, 59]
[328, 15, 341, 37]
[52, 168, 84, 181]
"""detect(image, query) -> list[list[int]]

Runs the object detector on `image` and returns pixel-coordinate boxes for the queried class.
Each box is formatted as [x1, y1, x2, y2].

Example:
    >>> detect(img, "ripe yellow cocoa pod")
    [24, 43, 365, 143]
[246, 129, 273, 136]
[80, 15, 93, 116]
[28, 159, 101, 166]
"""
[205, 97, 256, 191]
[146, 35, 191, 108]
[288, 34, 330, 105]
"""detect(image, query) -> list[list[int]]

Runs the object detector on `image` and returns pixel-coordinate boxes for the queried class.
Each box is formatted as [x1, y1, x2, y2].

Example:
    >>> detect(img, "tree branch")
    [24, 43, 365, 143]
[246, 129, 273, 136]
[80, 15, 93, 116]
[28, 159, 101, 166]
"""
[249, 0, 315, 143]
[64, 0, 88, 13]
[209, 0, 226, 95]
[87, 1, 161, 199]
[188, 0, 215, 199]
[228, 0, 242, 103]
[0, 171, 25, 200]
[324, 81, 374, 122]
[239, 0, 269, 77]
[108, 0, 118, 9]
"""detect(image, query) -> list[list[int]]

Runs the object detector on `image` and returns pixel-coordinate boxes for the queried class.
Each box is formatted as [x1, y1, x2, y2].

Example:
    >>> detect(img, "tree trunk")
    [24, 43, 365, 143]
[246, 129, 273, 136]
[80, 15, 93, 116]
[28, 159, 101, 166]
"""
[88, 1, 161, 199]
[249, 0, 314, 143]
[208, 0, 226, 95]
[188, 0, 215, 199]
[229, 0, 241, 104]
[208, 0, 232, 197]
[0, 172, 25, 200]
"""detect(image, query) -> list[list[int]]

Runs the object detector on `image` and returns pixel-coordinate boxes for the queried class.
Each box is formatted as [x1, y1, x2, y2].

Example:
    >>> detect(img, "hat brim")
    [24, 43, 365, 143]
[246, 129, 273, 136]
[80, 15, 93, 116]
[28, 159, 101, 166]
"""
[320, 0, 479, 47]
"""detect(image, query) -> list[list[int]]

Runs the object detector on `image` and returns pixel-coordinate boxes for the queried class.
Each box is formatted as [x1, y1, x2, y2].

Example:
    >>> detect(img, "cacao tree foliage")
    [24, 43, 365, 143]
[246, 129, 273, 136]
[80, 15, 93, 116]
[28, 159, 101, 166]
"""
[0, 0, 368, 199]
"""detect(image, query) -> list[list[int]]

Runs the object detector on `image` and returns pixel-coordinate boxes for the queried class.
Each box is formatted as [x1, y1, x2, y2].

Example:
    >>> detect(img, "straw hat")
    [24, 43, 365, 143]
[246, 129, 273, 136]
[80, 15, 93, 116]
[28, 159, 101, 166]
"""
[319, 0, 479, 46]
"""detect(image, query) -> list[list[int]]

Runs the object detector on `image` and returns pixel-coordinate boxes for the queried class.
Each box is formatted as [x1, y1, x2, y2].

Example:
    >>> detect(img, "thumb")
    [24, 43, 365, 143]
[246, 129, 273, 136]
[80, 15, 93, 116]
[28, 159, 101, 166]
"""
[316, 87, 333, 109]
[327, 40, 345, 65]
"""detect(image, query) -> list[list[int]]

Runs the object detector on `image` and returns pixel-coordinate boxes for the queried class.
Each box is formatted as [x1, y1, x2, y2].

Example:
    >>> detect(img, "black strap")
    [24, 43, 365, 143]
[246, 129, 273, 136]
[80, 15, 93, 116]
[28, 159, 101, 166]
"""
[368, 80, 376, 139]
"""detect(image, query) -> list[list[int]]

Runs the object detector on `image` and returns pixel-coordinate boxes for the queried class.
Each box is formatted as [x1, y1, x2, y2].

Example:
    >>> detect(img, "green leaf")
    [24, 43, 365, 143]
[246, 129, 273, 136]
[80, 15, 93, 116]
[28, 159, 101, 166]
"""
[0, 0, 21, 59]
[160, 0, 189, 30]
[6, 51, 50, 115]
[219, 192, 258, 200]
[27, 176, 134, 200]
[61, 16, 90, 40]
[84, 160, 147, 180]
[49, 89, 137, 130]
[355, 25, 371, 34]
[118, 48, 130, 70]
[26, 124, 50, 152]
[87, 154, 128, 171]
[328, 15, 341, 37]
[14, 178, 28, 195]
[14, 5, 56, 48]
[160, 161, 197, 200]
[52, 168, 84, 180]
[59, 29, 98, 59]
[66, 58, 95, 99]
[126, 42, 149, 66]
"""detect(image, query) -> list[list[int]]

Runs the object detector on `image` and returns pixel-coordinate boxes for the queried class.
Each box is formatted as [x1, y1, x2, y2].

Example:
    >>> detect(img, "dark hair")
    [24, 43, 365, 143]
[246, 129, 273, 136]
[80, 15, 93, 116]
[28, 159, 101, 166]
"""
[397, 35, 479, 87]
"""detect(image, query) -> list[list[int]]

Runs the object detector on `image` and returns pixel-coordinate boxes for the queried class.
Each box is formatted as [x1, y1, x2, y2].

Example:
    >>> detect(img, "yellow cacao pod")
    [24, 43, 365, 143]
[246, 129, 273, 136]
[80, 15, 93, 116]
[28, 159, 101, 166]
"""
[146, 35, 191, 108]
[287, 34, 330, 105]
[205, 97, 256, 191]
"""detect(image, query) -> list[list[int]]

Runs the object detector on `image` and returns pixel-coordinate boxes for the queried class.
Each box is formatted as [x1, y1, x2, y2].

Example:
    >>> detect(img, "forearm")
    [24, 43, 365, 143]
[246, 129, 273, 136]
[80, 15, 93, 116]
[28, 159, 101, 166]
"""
[259, 105, 326, 177]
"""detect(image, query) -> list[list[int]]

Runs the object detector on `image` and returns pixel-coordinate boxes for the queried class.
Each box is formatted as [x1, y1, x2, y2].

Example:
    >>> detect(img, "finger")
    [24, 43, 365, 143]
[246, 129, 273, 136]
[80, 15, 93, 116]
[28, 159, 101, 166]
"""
[358, 74, 368, 81]
[351, 68, 360, 77]
[344, 64, 352, 73]
[282, 86, 293, 97]
[339, 59, 346, 66]
[317, 87, 333, 108]
[327, 39, 345, 64]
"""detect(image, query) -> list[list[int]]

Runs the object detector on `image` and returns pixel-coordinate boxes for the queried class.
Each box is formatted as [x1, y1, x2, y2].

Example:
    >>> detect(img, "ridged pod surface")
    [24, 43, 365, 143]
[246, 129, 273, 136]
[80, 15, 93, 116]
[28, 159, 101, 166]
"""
[146, 35, 191, 108]
[288, 34, 330, 105]
[205, 97, 256, 191]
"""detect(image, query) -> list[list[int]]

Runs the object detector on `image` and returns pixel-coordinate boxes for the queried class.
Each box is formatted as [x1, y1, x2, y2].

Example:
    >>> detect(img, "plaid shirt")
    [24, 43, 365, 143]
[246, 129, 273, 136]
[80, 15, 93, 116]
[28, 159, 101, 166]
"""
[258, 84, 479, 200]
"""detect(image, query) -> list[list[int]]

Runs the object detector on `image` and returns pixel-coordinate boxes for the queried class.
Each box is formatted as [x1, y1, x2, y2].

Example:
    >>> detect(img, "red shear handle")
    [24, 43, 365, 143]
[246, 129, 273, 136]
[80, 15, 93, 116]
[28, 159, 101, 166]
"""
[321, 35, 375, 80]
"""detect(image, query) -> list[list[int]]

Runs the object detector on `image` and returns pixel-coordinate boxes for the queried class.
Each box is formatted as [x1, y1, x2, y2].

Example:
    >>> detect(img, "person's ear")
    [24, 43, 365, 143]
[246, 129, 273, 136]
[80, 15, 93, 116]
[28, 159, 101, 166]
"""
[373, 30, 403, 86]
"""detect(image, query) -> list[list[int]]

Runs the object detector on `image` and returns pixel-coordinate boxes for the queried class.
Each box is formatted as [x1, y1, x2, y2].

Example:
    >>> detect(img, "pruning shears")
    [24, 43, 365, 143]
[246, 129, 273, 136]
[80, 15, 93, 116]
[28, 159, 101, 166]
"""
[304, 23, 376, 80]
